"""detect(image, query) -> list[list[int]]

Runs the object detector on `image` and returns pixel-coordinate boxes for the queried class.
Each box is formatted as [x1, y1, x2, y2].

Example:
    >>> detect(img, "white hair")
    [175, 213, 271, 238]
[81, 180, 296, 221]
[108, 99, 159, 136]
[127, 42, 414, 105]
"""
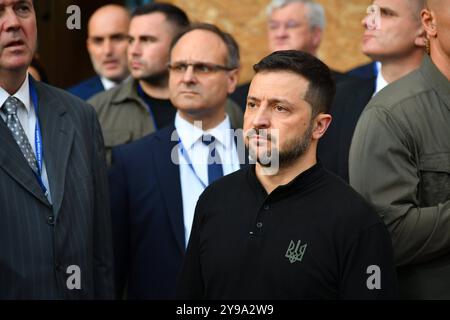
[266, 0, 326, 30]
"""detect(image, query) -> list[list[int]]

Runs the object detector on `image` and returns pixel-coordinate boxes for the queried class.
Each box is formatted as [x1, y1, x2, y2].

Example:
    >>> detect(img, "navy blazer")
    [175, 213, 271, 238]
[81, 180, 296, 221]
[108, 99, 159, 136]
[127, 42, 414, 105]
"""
[318, 76, 376, 182]
[109, 125, 246, 299]
[346, 62, 378, 80]
[67, 76, 104, 101]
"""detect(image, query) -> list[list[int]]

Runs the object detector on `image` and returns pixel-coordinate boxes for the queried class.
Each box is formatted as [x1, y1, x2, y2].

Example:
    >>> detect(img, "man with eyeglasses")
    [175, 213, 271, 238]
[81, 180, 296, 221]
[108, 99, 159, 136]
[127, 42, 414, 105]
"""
[231, 0, 349, 109]
[108, 23, 245, 299]
[89, 3, 243, 165]
[68, 4, 131, 100]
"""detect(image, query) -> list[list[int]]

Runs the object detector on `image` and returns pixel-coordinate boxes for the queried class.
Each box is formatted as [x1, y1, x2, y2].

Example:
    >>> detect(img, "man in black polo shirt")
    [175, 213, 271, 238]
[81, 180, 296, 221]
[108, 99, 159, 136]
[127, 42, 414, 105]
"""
[177, 50, 398, 299]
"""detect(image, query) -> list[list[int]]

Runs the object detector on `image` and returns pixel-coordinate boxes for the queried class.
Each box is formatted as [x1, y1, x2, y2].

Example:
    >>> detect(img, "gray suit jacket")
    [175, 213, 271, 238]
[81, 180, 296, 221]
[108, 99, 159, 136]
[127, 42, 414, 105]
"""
[0, 79, 114, 299]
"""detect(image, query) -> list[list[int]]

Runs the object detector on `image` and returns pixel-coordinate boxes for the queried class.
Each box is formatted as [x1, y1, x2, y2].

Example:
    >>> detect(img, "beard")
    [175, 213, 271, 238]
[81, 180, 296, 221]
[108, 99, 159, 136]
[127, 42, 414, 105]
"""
[278, 122, 313, 168]
[247, 121, 314, 169]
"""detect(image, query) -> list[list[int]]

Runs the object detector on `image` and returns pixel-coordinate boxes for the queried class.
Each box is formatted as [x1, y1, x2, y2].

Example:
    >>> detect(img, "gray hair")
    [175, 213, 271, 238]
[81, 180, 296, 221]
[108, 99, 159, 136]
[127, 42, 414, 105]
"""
[266, 0, 326, 30]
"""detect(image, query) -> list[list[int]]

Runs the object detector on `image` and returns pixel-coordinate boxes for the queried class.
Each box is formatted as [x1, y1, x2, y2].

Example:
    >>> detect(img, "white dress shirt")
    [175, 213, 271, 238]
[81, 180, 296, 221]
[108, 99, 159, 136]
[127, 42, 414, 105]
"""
[175, 112, 241, 246]
[100, 77, 118, 91]
[100, 75, 131, 91]
[374, 61, 388, 96]
[0, 73, 52, 202]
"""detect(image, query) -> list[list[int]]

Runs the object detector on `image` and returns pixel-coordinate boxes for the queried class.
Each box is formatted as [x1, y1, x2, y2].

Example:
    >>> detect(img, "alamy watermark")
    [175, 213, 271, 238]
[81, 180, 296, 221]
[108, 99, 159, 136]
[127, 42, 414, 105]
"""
[169, 121, 281, 175]
[366, 265, 381, 290]
[66, 265, 81, 290]
[66, 5, 81, 30]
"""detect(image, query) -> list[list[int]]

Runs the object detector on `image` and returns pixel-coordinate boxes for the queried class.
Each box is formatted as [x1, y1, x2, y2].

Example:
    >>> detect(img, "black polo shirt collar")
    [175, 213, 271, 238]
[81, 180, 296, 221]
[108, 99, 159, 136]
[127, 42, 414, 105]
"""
[246, 162, 325, 204]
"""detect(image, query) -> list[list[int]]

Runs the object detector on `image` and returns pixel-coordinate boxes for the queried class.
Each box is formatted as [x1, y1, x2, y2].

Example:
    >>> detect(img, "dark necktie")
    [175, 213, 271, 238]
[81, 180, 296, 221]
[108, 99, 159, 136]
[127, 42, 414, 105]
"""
[202, 135, 224, 185]
[1, 96, 38, 173]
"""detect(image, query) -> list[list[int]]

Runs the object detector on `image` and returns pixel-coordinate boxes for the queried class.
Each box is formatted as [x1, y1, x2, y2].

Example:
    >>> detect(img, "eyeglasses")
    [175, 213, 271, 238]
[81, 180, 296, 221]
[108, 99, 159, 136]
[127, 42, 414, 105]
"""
[268, 20, 301, 31]
[167, 62, 235, 75]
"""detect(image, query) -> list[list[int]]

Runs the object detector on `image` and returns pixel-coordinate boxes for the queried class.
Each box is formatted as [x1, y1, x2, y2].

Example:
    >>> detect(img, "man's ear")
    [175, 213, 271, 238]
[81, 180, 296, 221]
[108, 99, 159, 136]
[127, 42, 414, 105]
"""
[421, 8, 437, 39]
[312, 113, 332, 140]
[227, 68, 240, 94]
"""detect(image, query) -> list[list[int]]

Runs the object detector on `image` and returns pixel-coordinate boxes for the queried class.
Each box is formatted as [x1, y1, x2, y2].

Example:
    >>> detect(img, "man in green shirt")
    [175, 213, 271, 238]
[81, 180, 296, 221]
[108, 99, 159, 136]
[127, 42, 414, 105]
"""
[349, 0, 450, 299]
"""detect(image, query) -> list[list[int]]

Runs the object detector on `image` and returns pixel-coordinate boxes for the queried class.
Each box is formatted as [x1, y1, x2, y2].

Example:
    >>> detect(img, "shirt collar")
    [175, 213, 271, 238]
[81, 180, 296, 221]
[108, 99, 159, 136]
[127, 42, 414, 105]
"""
[0, 73, 31, 114]
[374, 67, 388, 96]
[175, 112, 232, 150]
[100, 76, 119, 91]
[420, 54, 450, 107]
[247, 162, 325, 201]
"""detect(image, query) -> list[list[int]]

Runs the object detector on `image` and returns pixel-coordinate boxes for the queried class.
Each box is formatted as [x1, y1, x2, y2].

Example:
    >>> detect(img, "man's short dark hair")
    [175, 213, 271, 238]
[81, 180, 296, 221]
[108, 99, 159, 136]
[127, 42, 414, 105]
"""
[132, 2, 190, 31]
[170, 23, 240, 69]
[254, 50, 335, 116]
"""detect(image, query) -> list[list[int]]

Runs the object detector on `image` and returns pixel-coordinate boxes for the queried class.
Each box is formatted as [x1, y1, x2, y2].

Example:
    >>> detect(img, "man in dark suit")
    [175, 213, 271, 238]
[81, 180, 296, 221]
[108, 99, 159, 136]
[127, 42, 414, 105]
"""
[318, 0, 426, 182]
[0, 0, 114, 299]
[68, 5, 131, 100]
[109, 23, 245, 299]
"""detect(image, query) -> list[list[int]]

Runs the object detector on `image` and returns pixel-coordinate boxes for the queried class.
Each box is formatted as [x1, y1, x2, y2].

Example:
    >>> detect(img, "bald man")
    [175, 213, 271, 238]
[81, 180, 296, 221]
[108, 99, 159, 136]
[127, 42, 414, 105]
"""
[68, 5, 131, 100]
[350, 0, 450, 300]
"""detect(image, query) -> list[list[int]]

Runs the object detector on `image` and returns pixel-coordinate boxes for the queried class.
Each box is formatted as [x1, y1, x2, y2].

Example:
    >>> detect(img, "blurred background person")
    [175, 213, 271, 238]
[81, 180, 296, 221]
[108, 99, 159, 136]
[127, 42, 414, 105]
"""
[231, 0, 350, 109]
[68, 4, 131, 100]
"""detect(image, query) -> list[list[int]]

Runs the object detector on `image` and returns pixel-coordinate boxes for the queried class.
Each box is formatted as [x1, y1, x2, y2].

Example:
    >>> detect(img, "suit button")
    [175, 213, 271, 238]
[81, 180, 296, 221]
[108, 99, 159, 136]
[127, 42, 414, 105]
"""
[256, 222, 263, 228]
[263, 205, 270, 210]
[47, 215, 55, 225]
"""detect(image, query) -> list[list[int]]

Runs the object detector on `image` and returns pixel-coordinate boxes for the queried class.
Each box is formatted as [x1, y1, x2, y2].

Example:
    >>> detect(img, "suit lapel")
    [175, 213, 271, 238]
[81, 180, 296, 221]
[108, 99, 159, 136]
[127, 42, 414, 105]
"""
[34, 80, 75, 216]
[152, 126, 247, 253]
[0, 120, 50, 205]
[91, 76, 105, 92]
[153, 126, 185, 253]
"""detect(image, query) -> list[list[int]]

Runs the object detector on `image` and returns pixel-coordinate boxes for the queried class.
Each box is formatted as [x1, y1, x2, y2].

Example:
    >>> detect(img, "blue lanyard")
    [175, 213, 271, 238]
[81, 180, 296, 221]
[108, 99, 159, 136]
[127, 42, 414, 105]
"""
[29, 78, 48, 197]
[137, 83, 158, 130]
[178, 139, 208, 189]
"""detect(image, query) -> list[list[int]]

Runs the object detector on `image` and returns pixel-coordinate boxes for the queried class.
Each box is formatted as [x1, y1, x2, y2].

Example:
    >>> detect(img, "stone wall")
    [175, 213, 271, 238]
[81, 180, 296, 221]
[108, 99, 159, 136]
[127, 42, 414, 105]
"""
[167, 0, 372, 83]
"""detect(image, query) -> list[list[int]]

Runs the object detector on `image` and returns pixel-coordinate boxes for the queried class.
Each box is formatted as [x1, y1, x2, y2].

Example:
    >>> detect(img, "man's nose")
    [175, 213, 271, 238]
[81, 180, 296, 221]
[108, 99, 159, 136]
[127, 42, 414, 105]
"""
[2, 8, 21, 32]
[129, 41, 141, 56]
[251, 104, 271, 128]
[103, 39, 114, 55]
[275, 25, 288, 37]
[182, 65, 197, 84]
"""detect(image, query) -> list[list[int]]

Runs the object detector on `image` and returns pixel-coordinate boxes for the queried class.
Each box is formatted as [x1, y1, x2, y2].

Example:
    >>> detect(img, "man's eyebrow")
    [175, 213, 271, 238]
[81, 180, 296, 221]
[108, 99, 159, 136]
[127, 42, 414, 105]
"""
[16, 0, 32, 6]
[268, 97, 294, 105]
[110, 33, 128, 39]
[247, 96, 293, 105]
[138, 35, 158, 41]
[379, 6, 398, 16]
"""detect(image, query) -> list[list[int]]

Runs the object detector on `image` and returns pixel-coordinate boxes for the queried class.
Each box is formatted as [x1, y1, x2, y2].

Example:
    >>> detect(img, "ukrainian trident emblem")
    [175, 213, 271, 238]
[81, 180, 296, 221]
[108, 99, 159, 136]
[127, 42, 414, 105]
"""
[285, 240, 307, 264]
